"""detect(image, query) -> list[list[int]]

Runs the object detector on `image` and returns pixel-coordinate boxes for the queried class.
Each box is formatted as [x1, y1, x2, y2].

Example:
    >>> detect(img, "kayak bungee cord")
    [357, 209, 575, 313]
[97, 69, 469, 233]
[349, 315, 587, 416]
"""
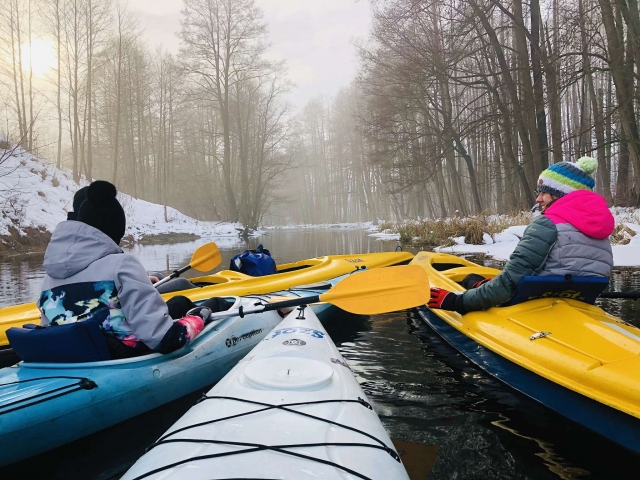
[130, 396, 399, 480]
[201, 395, 398, 456]
[153, 395, 397, 457]
[130, 440, 378, 480]
[0, 376, 97, 415]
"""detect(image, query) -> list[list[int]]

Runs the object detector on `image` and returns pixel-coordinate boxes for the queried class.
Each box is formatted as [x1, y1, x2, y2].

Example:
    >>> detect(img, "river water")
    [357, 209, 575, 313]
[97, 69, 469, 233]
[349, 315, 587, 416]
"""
[1, 228, 640, 479]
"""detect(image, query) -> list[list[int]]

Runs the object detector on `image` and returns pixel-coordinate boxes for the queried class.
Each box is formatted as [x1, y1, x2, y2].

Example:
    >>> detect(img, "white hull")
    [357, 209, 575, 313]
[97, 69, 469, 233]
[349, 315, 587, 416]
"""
[123, 305, 410, 480]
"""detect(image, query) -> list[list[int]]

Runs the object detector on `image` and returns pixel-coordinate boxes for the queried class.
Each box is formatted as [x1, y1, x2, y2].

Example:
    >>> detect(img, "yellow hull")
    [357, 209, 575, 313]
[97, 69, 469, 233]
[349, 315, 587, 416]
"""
[411, 251, 640, 421]
[0, 251, 413, 346]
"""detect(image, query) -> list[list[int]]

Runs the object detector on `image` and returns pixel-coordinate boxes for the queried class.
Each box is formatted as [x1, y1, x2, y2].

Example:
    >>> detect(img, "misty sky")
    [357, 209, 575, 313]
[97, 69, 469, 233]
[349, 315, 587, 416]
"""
[128, 0, 371, 110]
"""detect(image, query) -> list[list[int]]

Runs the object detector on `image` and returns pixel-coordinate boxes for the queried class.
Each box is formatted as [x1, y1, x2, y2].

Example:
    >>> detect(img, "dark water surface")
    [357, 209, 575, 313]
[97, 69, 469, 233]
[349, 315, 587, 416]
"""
[2, 228, 640, 479]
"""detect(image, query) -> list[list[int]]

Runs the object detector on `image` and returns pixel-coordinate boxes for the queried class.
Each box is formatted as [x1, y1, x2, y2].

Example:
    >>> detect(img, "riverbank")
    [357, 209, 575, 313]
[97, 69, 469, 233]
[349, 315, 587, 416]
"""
[370, 211, 640, 267]
[0, 141, 248, 256]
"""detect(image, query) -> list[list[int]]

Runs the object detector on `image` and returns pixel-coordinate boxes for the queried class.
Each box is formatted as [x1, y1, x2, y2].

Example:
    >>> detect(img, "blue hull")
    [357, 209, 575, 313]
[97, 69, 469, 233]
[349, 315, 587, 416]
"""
[417, 307, 640, 454]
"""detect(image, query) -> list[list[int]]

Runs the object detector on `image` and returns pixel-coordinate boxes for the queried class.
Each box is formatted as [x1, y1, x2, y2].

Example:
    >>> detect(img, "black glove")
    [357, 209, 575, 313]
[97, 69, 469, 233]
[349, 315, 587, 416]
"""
[186, 306, 213, 323]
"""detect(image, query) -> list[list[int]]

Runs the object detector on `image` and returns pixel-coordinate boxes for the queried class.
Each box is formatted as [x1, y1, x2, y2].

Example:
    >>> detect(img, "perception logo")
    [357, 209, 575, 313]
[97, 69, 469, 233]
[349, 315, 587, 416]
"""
[225, 329, 263, 348]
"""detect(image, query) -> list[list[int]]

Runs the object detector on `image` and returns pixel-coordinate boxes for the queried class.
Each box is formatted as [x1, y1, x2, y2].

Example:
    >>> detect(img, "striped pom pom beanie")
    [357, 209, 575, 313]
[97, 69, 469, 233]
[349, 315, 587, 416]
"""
[537, 156, 598, 197]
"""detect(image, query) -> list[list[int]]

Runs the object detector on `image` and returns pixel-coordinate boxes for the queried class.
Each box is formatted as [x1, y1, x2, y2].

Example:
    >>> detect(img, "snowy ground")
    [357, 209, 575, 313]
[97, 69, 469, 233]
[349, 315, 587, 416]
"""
[417, 221, 640, 268]
[369, 218, 640, 267]
[0, 140, 249, 243]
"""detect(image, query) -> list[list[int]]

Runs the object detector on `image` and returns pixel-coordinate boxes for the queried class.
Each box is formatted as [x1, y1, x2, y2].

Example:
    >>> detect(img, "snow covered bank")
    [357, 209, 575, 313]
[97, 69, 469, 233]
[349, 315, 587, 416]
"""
[435, 220, 640, 267]
[0, 140, 249, 251]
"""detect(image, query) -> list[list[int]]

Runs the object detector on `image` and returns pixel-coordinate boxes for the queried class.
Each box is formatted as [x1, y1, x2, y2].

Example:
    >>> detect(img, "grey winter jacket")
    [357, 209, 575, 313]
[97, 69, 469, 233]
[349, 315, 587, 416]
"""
[39, 221, 175, 350]
[452, 190, 614, 313]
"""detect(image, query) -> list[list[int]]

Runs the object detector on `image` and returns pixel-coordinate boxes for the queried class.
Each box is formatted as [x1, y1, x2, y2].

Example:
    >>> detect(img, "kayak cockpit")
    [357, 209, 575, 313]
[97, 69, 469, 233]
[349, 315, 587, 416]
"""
[15, 296, 243, 369]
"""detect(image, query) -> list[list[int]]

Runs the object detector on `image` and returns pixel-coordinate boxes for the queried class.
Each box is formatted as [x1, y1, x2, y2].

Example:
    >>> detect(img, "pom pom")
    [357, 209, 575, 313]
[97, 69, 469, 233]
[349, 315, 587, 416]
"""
[576, 156, 598, 174]
[86, 180, 117, 203]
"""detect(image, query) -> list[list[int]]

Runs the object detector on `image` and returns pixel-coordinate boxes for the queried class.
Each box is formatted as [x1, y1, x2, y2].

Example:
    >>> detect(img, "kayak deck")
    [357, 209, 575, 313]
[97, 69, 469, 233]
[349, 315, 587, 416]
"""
[411, 252, 640, 450]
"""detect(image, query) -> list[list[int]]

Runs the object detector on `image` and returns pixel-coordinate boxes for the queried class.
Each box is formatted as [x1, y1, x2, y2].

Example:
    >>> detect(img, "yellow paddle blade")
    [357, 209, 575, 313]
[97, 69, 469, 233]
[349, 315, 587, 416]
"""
[190, 242, 222, 272]
[319, 265, 430, 315]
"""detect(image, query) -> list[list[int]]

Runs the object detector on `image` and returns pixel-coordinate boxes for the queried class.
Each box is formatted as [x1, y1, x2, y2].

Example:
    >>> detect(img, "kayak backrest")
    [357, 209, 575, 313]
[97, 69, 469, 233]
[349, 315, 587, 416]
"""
[502, 275, 609, 306]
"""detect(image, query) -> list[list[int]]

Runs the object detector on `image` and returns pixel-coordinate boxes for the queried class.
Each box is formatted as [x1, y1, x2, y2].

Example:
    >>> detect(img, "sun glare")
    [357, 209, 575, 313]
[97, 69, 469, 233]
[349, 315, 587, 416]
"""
[20, 39, 56, 78]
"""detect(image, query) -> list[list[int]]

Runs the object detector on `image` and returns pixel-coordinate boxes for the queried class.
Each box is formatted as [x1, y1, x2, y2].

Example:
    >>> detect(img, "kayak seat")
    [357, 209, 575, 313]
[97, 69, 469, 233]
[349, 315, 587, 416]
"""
[501, 275, 609, 306]
[7, 315, 111, 363]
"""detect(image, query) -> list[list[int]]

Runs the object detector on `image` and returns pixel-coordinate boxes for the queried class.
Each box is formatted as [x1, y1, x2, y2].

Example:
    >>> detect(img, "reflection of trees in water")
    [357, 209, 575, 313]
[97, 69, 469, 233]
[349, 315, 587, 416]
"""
[0, 253, 46, 306]
[597, 271, 640, 327]
[332, 309, 640, 479]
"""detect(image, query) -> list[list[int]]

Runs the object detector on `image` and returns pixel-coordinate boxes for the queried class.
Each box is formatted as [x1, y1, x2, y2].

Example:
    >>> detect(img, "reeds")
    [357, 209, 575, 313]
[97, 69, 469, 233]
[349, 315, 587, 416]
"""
[382, 210, 637, 248]
[379, 212, 532, 248]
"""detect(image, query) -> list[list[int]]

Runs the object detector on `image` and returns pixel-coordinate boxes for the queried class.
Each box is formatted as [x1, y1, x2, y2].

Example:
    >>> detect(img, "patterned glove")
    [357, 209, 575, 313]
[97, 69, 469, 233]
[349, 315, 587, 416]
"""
[177, 314, 205, 343]
[428, 287, 459, 311]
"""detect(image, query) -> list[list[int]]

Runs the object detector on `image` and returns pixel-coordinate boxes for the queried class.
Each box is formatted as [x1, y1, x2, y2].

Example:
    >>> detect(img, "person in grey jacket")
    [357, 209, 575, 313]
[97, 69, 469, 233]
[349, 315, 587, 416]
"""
[38, 181, 210, 358]
[428, 157, 615, 314]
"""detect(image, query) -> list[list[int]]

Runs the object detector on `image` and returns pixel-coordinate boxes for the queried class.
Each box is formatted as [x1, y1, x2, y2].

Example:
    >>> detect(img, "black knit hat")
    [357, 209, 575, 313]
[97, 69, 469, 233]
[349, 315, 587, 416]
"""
[77, 181, 126, 245]
[67, 186, 89, 220]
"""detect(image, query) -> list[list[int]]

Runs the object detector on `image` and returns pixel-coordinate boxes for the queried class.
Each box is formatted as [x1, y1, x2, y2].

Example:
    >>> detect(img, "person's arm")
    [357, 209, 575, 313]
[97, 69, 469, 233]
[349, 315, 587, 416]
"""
[114, 255, 203, 353]
[428, 215, 558, 313]
[459, 215, 558, 312]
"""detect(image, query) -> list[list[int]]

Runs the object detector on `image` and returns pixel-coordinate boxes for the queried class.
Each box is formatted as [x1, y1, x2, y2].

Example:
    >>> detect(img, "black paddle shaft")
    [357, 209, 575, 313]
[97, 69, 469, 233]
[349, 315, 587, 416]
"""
[600, 291, 640, 300]
[170, 264, 192, 279]
[261, 295, 321, 312]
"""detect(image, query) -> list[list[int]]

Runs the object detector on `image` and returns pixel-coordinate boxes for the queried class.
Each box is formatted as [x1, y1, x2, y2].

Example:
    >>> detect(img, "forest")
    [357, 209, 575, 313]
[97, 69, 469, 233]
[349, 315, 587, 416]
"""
[0, 0, 638, 226]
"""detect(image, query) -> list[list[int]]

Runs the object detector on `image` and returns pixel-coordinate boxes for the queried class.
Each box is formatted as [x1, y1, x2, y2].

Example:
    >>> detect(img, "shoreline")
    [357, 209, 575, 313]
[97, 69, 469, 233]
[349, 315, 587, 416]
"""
[0, 231, 205, 259]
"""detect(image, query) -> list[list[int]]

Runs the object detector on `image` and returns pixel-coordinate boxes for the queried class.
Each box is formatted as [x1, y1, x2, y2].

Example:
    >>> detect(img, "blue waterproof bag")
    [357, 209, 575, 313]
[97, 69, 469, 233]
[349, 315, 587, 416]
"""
[7, 312, 111, 363]
[230, 244, 277, 276]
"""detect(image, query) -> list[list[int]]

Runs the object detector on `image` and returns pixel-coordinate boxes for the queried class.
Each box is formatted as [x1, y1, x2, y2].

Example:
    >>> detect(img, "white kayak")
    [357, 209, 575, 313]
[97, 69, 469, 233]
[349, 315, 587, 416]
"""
[122, 305, 410, 480]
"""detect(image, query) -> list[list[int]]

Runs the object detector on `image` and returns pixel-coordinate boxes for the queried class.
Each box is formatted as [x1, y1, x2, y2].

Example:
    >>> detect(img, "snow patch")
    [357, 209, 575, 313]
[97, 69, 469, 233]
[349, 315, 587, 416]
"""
[0, 139, 250, 242]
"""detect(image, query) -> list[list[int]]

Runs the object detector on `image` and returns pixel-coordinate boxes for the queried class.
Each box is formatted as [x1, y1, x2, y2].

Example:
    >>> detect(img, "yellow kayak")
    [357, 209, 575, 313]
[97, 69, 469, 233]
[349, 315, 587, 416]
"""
[412, 251, 640, 452]
[0, 251, 413, 346]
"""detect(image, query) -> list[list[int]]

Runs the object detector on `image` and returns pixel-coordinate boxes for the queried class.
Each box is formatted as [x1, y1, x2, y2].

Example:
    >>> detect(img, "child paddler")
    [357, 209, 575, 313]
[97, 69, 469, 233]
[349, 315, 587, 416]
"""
[35, 181, 220, 359]
[428, 156, 615, 314]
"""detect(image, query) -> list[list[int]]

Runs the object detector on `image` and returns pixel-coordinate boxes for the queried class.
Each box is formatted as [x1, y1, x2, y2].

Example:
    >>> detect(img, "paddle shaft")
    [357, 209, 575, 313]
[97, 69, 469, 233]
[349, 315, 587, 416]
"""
[600, 291, 640, 300]
[207, 295, 321, 321]
[154, 265, 191, 288]
[154, 242, 221, 288]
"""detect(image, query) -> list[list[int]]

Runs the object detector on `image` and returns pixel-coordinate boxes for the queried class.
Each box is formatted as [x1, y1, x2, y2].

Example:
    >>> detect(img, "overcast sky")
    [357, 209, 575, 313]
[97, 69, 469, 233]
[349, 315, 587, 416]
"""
[128, 0, 371, 110]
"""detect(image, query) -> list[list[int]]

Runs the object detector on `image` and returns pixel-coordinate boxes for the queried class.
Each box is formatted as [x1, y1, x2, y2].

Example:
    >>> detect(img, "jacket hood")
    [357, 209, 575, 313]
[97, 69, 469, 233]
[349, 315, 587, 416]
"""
[44, 221, 123, 279]
[544, 190, 614, 239]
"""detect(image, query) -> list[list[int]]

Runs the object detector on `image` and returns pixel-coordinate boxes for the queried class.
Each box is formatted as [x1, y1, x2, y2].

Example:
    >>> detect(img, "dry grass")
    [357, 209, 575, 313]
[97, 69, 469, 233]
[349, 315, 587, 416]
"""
[381, 209, 640, 248]
[381, 211, 533, 248]
[610, 213, 637, 245]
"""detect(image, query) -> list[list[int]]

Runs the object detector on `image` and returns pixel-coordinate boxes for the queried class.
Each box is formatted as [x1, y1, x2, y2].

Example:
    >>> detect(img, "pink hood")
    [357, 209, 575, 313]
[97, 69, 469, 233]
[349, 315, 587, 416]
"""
[544, 190, 614, 239]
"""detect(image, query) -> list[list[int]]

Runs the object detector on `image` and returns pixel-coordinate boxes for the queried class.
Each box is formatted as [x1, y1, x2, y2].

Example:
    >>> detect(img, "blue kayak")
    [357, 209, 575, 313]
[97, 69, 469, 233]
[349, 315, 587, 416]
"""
[0, 281, 339, 467]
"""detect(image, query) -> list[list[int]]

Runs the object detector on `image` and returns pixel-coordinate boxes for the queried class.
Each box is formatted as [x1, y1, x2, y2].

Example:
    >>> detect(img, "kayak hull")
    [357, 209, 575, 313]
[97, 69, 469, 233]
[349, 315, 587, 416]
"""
[122, 306, 410, 480]
[418, 307, 640, 453]
[412, 251, 640, 453]
[0, 251, 413, 346]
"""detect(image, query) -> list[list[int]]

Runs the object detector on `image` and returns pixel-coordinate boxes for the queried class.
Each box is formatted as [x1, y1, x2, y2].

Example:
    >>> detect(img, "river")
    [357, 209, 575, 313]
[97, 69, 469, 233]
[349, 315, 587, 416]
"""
[1, 228, 639, 479]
